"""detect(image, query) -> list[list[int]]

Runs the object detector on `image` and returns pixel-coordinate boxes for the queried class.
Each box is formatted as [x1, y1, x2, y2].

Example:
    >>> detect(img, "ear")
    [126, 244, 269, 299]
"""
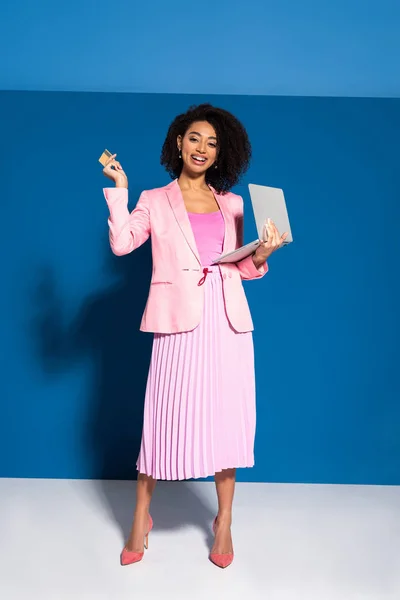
[177, 134, 182, 151]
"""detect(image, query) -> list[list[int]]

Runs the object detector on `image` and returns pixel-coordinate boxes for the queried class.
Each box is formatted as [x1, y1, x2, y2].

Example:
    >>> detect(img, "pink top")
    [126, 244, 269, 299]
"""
[187, 210, 225, 267]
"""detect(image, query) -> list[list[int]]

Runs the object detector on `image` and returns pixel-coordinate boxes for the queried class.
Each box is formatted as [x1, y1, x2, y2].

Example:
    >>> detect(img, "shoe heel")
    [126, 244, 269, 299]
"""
[145, 513, 154, 550]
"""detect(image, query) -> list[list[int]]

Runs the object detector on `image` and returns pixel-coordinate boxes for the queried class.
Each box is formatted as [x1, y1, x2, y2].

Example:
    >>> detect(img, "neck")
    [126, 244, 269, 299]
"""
[178, 170, 209, 191]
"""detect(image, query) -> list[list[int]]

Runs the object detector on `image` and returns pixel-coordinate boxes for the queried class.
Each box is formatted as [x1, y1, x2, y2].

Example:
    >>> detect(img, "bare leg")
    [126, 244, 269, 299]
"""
[125, 473, 157, 552]
[212, 468, 235, 554]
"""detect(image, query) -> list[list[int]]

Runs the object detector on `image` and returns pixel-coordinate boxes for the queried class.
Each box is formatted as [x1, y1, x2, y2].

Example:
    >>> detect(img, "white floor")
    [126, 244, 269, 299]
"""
[0, 478, 399, 600]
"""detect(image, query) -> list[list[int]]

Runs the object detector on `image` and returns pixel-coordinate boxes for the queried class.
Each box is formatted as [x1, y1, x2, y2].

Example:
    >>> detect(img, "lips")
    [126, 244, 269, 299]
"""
[191, 155, 207, 165]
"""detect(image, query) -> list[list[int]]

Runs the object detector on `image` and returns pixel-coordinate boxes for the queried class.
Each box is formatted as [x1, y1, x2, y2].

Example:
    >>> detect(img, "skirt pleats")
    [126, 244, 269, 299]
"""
[136, 269, 256, 480]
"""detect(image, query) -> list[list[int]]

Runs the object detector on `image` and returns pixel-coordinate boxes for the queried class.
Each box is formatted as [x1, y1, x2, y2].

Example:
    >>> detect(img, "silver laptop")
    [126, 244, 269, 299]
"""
[212, 183, 293, 264]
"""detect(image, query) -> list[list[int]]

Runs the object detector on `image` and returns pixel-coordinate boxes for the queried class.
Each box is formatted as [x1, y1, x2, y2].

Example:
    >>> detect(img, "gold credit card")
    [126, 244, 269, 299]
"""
[98, 149, 112, 166]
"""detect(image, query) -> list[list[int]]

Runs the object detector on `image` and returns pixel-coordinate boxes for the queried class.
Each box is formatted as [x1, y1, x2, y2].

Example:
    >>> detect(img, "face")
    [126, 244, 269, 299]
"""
[177, 121, 218, 174]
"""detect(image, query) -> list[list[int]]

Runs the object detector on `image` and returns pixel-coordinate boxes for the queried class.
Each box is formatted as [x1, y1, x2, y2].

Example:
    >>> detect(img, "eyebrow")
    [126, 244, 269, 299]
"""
[188, 130, 217, 140]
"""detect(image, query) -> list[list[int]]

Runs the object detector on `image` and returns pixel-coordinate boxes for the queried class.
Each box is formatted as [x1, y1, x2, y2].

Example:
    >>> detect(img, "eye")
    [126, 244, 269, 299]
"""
[209, 142, 217, 148]
[189, 136, 199, 142]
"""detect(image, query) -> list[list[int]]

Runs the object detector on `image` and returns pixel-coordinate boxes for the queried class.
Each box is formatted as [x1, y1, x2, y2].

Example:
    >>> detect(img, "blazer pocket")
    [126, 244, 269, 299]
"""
[150, 281, 173, 285]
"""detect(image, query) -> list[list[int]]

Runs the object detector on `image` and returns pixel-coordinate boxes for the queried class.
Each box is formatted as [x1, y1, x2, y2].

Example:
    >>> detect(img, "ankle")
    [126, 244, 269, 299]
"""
[134, 505, 150, 518]
[216, 511, 232, 524]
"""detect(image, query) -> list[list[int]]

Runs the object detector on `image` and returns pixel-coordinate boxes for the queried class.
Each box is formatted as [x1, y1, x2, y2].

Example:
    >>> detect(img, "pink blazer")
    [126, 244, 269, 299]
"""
[103, 178, 268, 333]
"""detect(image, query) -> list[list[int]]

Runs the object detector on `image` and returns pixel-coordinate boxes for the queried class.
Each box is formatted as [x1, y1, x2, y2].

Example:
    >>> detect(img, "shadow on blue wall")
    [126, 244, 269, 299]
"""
[32, 243, 153, 480]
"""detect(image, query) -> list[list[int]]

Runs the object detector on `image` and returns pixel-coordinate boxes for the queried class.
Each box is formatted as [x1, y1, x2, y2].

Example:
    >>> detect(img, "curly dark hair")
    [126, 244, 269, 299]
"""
[160, 103, 252, 194]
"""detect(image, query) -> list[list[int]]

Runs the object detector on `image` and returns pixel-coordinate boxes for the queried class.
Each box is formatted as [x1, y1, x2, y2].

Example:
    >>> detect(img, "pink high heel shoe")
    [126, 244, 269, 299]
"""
[120, 514, 153, 566]
[209, 516, 234, 568]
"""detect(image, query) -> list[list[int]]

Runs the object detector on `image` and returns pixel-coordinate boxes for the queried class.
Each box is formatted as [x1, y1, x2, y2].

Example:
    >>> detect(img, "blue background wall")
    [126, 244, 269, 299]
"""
[1, 1, 399, 484]
[1, 90, 399, 483]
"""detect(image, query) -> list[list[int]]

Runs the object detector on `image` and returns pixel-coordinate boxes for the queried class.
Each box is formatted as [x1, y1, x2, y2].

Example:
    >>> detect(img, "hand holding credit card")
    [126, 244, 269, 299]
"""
[99, 150, 128, 187]
[99, 149, 113, 167]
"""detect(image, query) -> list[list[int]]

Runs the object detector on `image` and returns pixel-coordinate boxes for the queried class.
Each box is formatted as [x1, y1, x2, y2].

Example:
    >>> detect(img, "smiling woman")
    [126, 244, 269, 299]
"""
[101, 102, 287, 570]
[160, 103, 252, 193]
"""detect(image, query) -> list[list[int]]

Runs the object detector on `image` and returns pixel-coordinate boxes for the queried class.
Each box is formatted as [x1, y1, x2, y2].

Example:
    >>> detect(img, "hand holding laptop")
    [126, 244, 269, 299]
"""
[212, 183, 293, 265]
[254, 217, 289, 262]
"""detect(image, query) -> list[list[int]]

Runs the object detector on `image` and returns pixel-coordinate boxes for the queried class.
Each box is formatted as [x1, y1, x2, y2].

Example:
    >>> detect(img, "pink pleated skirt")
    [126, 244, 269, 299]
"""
[136, 268, 256, 480]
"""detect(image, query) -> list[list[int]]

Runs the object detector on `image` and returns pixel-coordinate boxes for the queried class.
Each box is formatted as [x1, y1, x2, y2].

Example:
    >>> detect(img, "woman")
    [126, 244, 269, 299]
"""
[102, 103, 288, 569]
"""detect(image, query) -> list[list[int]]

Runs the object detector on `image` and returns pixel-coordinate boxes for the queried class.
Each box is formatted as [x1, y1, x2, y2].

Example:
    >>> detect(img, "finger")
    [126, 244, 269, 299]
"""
[104, 153, 117, 167]
[275, 232, 288, 249]
[104, 159, 124, 173]
[270, 220, 282, 247]
[103, 159, 117, 171]
[265, 219, 276, 246]
[268, 219, 279, 240]
[262, 222, 269, 243]
[266, 220, 279, 251]
[262, 222, 270, 245]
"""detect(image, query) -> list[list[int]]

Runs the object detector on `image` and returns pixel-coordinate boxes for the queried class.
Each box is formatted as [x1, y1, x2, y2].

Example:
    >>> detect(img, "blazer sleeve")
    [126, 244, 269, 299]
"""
[235, 195, 268, 280]
[103, 187, 150, 256]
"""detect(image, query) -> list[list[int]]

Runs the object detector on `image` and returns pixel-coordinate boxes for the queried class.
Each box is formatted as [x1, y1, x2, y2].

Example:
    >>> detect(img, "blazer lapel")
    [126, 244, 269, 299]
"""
[166, 180, 201, 265]
[209, 186, 233, 255]
[166, 180, 235, 264]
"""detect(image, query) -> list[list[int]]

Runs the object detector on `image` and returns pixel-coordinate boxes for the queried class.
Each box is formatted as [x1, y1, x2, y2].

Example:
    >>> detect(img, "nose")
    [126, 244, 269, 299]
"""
[196, 140, 207, 154]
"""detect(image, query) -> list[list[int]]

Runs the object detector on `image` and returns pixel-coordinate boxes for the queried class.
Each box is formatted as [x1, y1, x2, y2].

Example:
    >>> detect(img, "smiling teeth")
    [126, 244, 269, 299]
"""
[192, 156, 206, 162]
